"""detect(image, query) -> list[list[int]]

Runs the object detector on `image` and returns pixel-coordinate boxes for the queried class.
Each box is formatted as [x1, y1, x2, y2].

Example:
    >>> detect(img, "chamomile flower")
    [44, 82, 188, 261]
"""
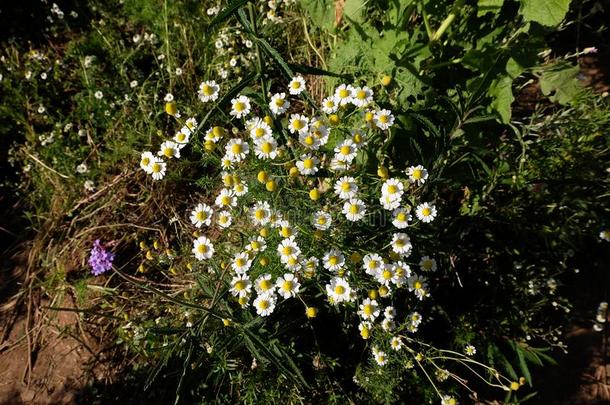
[254, 136, 278, 159]
[334, 84, 354, 105]
[334, 176, 358, 199]
[217, 210, 232, 228]
[375, 264, 395, 285]
[190, 203, 214, 227]
[342, 198, 366, 222]
[139, 151, 155, 173]
[158, 141, 181, 159]
[384, 306, 396, 319]
[288, 75, 306, 95]
[205, 126, 225, 143]
[351, 86, 373, 107]
[359, 321, 372, 340]
[465, 345, 477, 356]
[249, 119, 273, 140]
[233, 180, 248, 196]
[408, 275, 430, 300]
[329, 157, 351, 172]
[250, 201, 272, 226]
[296, 154, 320, 175]
[441, 395, 459, 405]
[392, 207, 411, 228]
[381, 178, 404, 200]
[392, 261, 411, 286]
[149, 157, 167, 180]
[600, 230, 610, 242]
[334, 139, 358, 162]
[192, 236, 214, 260]
[299, 132, 322, 150]
[323, 249, 345, 272]
[288, 114, 309, 135]
[350, 129, 368, 148]
[185, 117, 198, 130]
[409, 311, 423, 327]
[362, 253, 384, 276]
[230, 274, 252, 297]
[215, 188, 237, 209]
[372, 347, 387, 366]
[198, 80, 220, 102]
[254, 274, 275, 294]
[391, 233, 412, 256]
[380, 194, 401, 211]
[326, 276, 352, 303]
[230, 95, 251, 118]
[390, 336, 403, 351]
[276, 273, 301, 299]
[269, 92, 290, 115]
[246, 236, 267, 253]
[381, 317, 395, 331]
[225, 138, 249, 162]
[407, 165, 428, 185]
[373, 109, 395, 130]
[253, 293, 276, 317]
[277, 237, 301, 263]
[358, 298, 380, 321]
[312, 211, 332, 231]
[302, 256, 319, 277]
[232, 252, 253, 274]
[309, 119, 330, 146]
[321, 96, 339, 114]
[173, 129, 190, 146]
[419, 256, 437, 272]
[415, 202, 438, 223]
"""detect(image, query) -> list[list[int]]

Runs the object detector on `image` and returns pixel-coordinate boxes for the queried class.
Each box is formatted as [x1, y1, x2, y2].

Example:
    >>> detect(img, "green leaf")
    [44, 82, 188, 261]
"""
[207, 0, 251, 31]
[488, 75, 514, 123]
[519, 0, 571, 26]
[539, 62, 584, 105]
[478, 0, 504, 17]
[343, 0, 366, 24]
[300, 0, 335, 31]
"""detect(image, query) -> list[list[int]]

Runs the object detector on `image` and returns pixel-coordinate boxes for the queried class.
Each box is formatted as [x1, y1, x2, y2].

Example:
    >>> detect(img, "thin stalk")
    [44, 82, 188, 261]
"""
[431, 0, 465, 42]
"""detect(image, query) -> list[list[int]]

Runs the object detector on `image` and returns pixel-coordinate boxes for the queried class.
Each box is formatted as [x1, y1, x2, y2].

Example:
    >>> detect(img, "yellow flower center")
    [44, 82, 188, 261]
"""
[234, 280, 245, 291]
[303, 158, 314, 169]
[141, 157, 150, 166]
[422, 207, 432, 216]
[234, 101, 245, 112]
[334, 285, 345, 295]
[254, 209, 266, 220]
[364, 111, 374, 122]
[317, 216, 327, 225]
[202, 84, 214, 96]
[231, 143, 242, 154]
[363, 304, 373, 316]
[395, 239, 405, 247]
[328, 256, 338, 266]
[261, 142, 273, 154]
[254, 127, 265, 137]
[196, 211, 207, 221]
[221, 196, 231, 205]
[356, 90, 366, 99]
[412, 169, 422, 179]
[212, 126, 224, 137]
[281, 227, 292, 237]
[219, 215, 228, 224]
[304, 136, 314, 145]
[282, 246, 293, 256]
[292, 119, 304, 130]
[250, 241, 260, 250]
[353, 133, 363, 144]
[349, 204, 359, 215]
[341, 182, 351, 192]
[290, 81, 301, 89]
[395, 267, 405, 277]
[414, 281, 422, 290]
[397, 212, 406, 222]
[274, 98, 285, 107]
[382, 270, 392, 280]
[259, 279, 272, 291]
[379, 114, 389, 124]
[258, 299, 270, 310]
[338, 88, 350, 98]
[151, 163, 161, 173]
[176, 133, 186, 142]
[197, 244, 208, 254]
[340, 145, 351, 155]
[423, 260, 432, 270]
[282, 280, 293, 292]
[235, 258, 246, 267]
[368, 260, 378, 270]
[387, 184, 398, 194]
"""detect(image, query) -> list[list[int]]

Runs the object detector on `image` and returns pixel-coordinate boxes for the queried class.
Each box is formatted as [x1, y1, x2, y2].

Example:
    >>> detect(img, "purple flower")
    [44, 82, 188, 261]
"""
[88, 239, 115, 276]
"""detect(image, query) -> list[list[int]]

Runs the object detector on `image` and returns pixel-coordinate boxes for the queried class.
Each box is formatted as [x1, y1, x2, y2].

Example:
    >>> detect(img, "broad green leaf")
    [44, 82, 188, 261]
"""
[343, 0, 366, 24]
[488, 75, 514, 123]
[301, 0, 335, 31]
[519, 0, 571, 27]
[478, 0, 504, 17]
[539, 62, 584, 105]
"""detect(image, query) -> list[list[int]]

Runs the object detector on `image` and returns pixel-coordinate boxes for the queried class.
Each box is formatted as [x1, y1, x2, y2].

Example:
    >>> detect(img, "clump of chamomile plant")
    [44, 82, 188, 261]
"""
[137, 75, 515, 403]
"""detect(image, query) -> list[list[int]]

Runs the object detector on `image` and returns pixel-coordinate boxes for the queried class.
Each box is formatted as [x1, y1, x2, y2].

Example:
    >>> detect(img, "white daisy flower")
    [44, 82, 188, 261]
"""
[251, 201, 272, 226]
[217, 210, 232, 228]
[326, 277, 352, 303]
[351, 86, 373, 107]
[205, 126, 225, 143]
[278, 220, 296, 238]
[381, 178, 404, 200]
[298, 132, 322, 150]
[322, 249, 345, 272]
[253, 293, 277, 317]
[392, 207, 411, 228]
[358, 298, 380, 321]
[381, 317, 395, 331]
[415, 202, 437, 223]
[276, 273, 301, 299]
[225, 138, 250, 162]
[232, 252, 253, 274]
[296, 154, 320, 175]
[321, 96, 339, 114]
[407, 165, 429, 185]
[374, 109, 395, 130]
[390, 336, 403, 351]
[419, 256, 437, 272]
[392, 261, 411, 286]
[465, 344, 476, 356]
[350, 129, 368, 148]
[158, 140, 181, 159]
[233, 181, 248, 196]
[334, 139, 358, 162]
[288, 114, 309, 135]
[230, 95, 251, 119]
[173, 129, 190, 145]
[334, 84, 354, 105]
[149, 157, 167, 180]
[288, 75, 306, 95]
[334, 176, 358, 199]
[342, 198, 366, 222]
[254, 274, 275, 294]
[254, 136, 278, 159]
[301, 256, 319, 276]
[375, 263, 395, 285]
[230, 274, 252, 297]
[185, 117, 198, 130]
[409, 311, 423, 327]
[215, 188, 237, 208]
[269, 92, 290, 115]
[384, 306, 396, 319]
[192, 236, 214, 260]
[441, 395, 459, 405]
[249, 119, 273, 140]
[329, 157, 351, 172]
[309, 118, 330, 145]
[391, 232, 412, 256]
[408, 275, 429, 300]
[359, 321, 372, 340]
[362, 253, 384, 276]
[139, 151, 155, 173]
[246, 236, 267, 253]
[312, 211, 332, 231]
[190, 203, 214, 227]
[198, 80, 220, 102]
[372, 348, 387, 366]
[277, 237, 301, 263]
